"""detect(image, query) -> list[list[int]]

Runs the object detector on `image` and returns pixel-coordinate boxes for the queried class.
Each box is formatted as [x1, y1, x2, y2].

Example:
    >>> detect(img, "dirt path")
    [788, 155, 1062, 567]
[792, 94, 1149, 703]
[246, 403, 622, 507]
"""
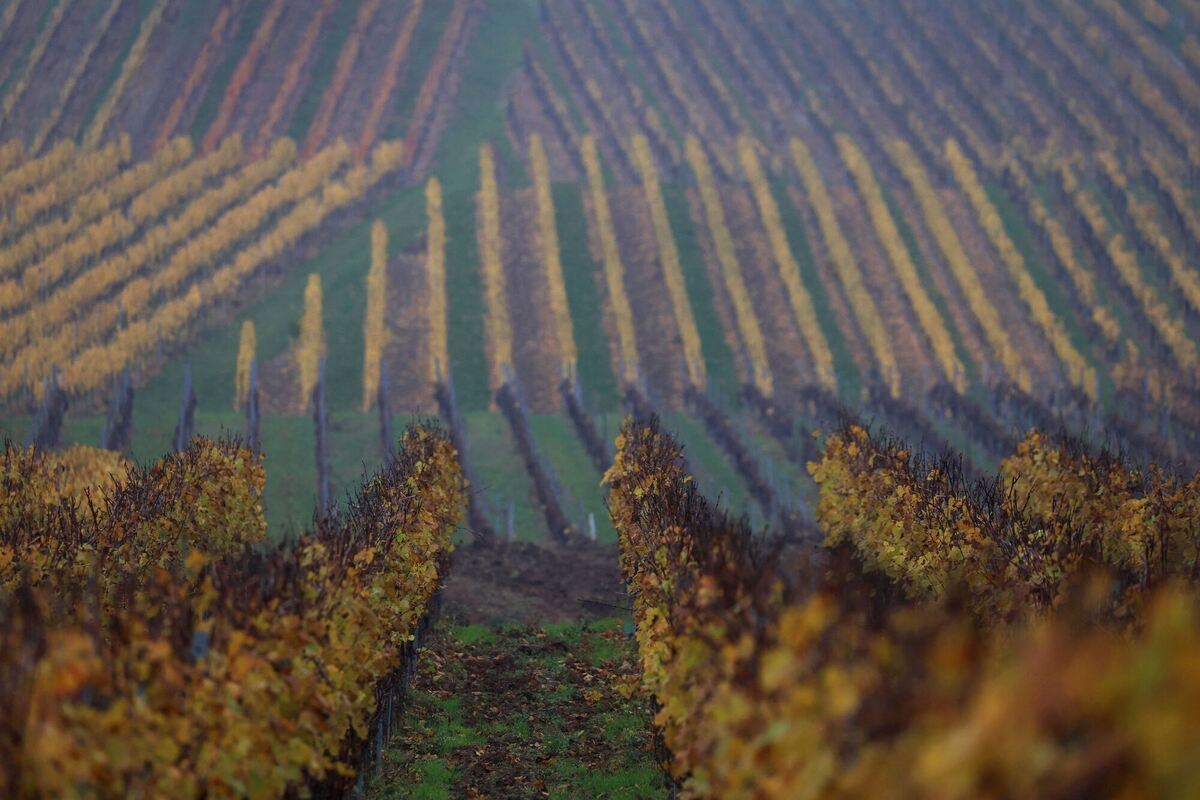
[441, 540, 628, 628]
[369, 619, 664, 800]
[370, 540, 665, 799]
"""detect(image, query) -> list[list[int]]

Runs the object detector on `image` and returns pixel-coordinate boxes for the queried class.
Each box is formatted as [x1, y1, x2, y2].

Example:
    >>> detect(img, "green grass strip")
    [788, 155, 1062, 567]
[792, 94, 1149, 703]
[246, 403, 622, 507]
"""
[529, 414, 617, 543]
[553, 182, 618, 408]
[464, 411, 548, 541]
[881, 183, 979, 386]
[660, 182, 740, 406]
[769, 179, 861, 400]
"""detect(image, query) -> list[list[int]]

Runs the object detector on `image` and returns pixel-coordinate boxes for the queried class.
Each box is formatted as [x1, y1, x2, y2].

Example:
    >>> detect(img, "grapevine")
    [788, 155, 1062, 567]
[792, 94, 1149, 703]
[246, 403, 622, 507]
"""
[477, 142, 513, 392]
[1, 427, 465, 798]
[791, 137, 900, 396]
[945, 138, 1096, 397]
[82, 0, 169, 150]
[296, 273, 324, 410]
[838, 134, 964, 391]
[632, 133, 705, 389]
[738, 136, 835, 391]
[200, 0, 285, 154]
[356, 0, 424, 159]
[0, 0, 72, 124]
[582, 134, 639, 386]
[528, 133, 577, 375]
[426, 177, 448, 385]
[235, 320, 255, 411]
[29, 0, 123, 155]
[254, 0, 335, 156]
[888, 138, 1031, 391]
[687, 135, 773, 397]
[152, 5, 235, 151]
[362, 220, 388, 411]
[302, 0, 382, 158]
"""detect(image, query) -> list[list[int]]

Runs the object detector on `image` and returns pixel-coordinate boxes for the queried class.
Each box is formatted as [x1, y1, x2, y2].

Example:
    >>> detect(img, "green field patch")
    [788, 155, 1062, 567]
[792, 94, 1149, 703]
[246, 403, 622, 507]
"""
[371, 619, 663, 799]
[985, 181, 1105, 391]
[660, 182, 740, 406]
[174, 0, 216, 35]
[442, 183, 490, 411]
[528, 414, 616, 543]
[664, 411, 753, 521]
[548, 758, 663, 800]
[770, 179, 862, 400]
[464, 411, 547, 541]
[553, 182, 619, 408]
[428, 0, 537, 189]
[881, 183, 979, 387]
[450, 623, 497, 647]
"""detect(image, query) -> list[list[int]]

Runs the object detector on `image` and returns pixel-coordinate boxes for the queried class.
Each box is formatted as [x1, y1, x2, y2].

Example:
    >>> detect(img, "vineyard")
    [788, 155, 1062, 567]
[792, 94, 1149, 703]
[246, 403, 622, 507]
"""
[2, 0, 1200, 796]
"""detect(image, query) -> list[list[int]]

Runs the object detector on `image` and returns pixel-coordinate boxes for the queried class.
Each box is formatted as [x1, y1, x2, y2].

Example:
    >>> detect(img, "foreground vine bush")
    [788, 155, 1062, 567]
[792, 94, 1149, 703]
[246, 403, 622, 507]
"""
[0, 424, 465, 798]
[0, 439, 261, 600]
[812, 425, 1200, 621]
[608, 418, 1200, 798]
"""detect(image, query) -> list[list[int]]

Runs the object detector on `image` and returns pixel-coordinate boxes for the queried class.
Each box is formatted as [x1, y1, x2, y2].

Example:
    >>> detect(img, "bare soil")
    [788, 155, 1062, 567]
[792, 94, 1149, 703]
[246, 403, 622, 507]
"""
[501, 188, 566, 413]
[940, 189, 1060, 387]
[684, 186, 751, 389]
[724, 185, 815, 396]
[369, 612, 664, 799]
[784, 182, 874, 379]
[831, 183, 936, 386]
[383, 248, 436, 416]
[609, 186, 688, 408]
[505, 66, 580, 181]
[441, 539, 628, 627]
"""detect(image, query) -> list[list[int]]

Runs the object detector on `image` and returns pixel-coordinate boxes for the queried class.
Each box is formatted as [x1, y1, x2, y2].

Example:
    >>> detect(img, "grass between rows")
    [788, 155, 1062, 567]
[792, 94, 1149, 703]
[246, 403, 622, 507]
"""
[369, 618, 663, 800]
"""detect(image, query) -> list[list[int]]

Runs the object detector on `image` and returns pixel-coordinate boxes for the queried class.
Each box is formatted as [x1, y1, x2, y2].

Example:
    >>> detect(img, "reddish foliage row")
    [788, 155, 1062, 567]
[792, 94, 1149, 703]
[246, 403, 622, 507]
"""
[153, 5, 234, 151]
[402, 0, 472, 170]
[302, 0, 382, 158]
[201, 0, 286, 153]
[355, 0, 425, 159]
